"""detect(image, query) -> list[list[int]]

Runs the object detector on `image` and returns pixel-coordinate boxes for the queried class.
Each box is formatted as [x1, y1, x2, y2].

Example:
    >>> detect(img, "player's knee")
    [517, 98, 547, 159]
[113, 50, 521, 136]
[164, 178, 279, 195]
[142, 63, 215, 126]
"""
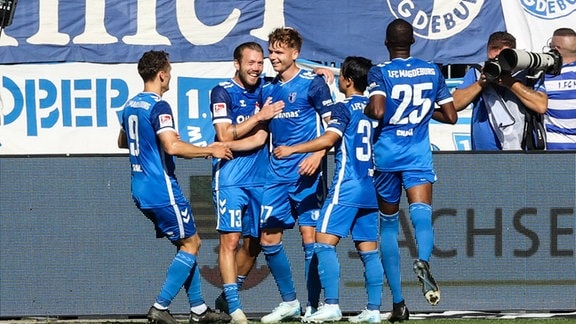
[261, 242, 283, 255]
[178, 234, 201, 255]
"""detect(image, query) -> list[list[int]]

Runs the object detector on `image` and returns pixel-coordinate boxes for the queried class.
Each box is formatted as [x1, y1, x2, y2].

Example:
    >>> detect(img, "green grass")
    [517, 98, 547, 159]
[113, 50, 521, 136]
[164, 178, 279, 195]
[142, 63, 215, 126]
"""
[272, 321, 575, 324]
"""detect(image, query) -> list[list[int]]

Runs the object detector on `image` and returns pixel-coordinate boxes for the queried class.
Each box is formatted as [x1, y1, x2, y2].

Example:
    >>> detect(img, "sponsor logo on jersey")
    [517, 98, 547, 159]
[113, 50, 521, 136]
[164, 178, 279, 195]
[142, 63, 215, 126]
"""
[159, 114, 173, 128]
[387, 0, 483, 40]
[239, 99, 246, 107]
[213, 102, 227, 117]
[520, 0, 576, 19]
[274, 110, 300, 119]
[288, 92, 297, 103]
[322, 99, 334, 106]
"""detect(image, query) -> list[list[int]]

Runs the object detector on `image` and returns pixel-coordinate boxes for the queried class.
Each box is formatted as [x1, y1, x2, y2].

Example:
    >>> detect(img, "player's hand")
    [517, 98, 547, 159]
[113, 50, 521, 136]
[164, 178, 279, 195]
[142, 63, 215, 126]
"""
[313, 67, 335, 84]
[257, 97, 285, 121]
[273, 146, 294, 159]
[208, 142, 233, 160]
[298, 152, 323, 176]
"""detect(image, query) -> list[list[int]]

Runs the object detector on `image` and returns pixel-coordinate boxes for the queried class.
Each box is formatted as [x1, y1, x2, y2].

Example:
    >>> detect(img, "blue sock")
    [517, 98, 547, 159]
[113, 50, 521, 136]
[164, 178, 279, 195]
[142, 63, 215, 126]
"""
[184, 260, 205, 307]
[379, 212, 404, 304]
[262, 243, 296, 302]
[410, 203, 434, 262]
[359, 249, 383, 311]
[156, 250, 196, 308]
[223, 283, 241, 313]
[237, 275, 247, 290]
[314, 243, 339, 305]
[304, 243, 321, 308]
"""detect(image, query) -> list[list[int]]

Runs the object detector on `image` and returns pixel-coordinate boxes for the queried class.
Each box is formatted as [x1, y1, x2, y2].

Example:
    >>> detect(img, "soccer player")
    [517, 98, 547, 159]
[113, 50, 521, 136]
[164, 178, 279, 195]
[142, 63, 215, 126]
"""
[117, 50, 233, 324]
[364, 19, 457, 322]
[273, 56, 383, 323]
[210, 42, 285, 324]
[258, 27, 333, 323]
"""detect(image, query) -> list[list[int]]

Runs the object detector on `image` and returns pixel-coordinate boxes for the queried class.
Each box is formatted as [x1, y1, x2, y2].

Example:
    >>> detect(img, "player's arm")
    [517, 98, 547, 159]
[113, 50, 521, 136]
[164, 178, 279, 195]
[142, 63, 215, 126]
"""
[225, 126, 269, 152]
[432, 101, 458, 124]
[158, 130, 232, 160]
[313, 67, 335, 84]
[213, 96, 284, 142]
[364, 66, 386, 119]
[365, 94, 385, 120]
[297, 78, 334, 175]
[432, 72, 458, 124]
[273, 131, 339, 158]
[117, 129, 128, 149]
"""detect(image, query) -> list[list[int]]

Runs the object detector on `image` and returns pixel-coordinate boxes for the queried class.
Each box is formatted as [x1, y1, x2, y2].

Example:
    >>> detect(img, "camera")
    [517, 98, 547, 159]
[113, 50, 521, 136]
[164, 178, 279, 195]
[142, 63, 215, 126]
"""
[483, 48, 562, 82]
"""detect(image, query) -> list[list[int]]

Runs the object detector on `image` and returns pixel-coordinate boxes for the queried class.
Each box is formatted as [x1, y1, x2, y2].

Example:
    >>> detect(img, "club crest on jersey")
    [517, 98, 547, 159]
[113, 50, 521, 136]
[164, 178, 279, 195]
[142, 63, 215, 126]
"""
[387, 0, 483, 40]
[520, 0, 576, 19]
[213, 103, 227, 117]
[159, 114, 173, 128]
[288, 92, 297, 103]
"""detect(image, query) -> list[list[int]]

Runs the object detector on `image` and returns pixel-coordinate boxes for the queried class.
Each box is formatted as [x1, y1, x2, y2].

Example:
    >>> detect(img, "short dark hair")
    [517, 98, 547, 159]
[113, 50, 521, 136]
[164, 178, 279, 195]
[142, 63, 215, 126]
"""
[340, 56, 373, 92]
[234, 42, 264, 61]
[386, 18, 414, 47]
[268, 27, 303, 51]
[487, 32, 516, 49]
[138, 50, 170, 82]
[553, 27, 576, 37]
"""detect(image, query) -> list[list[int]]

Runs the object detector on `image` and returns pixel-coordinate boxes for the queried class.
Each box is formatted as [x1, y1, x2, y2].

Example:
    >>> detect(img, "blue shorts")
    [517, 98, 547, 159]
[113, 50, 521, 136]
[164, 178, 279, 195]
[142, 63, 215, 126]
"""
[140, 201, 197, 243]
[260, 174, 326, 229]
[213, 186, 262, 238]
[316, 203, 378, 241]
[373, 170, 436, 204]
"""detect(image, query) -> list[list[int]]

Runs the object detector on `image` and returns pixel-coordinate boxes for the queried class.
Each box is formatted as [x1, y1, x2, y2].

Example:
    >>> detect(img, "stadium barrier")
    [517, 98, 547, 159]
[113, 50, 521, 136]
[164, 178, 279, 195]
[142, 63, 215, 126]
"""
[0, 152, 574, 317]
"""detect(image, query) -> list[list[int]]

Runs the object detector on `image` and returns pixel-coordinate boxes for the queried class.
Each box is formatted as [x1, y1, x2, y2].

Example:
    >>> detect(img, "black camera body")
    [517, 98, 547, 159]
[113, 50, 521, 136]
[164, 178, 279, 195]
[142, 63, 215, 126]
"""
[483, 48, 562, 82]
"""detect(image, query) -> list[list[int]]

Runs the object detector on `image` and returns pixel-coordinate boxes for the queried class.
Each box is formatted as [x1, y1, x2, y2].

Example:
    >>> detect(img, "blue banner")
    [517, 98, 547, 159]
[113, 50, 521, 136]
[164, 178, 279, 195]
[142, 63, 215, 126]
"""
[0, 0, 505, 65]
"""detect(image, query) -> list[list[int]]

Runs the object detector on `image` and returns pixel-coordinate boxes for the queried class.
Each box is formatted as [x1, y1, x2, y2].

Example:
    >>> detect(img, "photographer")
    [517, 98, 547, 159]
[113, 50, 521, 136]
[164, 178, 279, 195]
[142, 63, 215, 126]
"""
[543, 28, 576, 150]
[453, 32, 548, 150]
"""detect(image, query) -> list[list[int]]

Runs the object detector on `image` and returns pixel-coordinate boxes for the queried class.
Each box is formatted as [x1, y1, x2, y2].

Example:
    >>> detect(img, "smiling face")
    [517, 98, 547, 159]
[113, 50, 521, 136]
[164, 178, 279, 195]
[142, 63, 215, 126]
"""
[268, 41, 299, 79]
[234, 47, 264, 89]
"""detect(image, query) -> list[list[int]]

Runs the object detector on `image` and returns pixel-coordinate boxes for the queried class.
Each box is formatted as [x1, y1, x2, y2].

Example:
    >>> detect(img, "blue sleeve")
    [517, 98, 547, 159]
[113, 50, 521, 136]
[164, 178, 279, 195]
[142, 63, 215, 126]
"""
[435, 67, 453, 103]
[326, 102, 349, 135]
[457, 68, 478, 89]
[210, 85, 233, 123]
[150, 100, 175, 133]
[367, 65, 385, 96]
[308, 75, 334, 117]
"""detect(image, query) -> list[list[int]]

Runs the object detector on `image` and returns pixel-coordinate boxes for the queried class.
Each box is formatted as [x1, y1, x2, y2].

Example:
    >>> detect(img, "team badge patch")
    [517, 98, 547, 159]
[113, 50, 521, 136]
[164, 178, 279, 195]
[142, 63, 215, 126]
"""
[159, 114, 173, 128]
[213, 103, 227, 117]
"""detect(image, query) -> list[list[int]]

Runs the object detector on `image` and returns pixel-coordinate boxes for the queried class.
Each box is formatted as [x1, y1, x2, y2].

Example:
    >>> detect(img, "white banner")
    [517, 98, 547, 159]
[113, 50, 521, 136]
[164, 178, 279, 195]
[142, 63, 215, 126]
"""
[501, 0, 576, 52]
[0, 61, 469, 155]
[0, 62, 236, 155]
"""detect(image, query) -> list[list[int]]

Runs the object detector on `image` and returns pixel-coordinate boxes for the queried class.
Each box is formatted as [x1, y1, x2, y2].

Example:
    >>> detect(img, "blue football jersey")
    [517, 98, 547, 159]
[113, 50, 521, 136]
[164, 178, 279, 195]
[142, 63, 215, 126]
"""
[544, 62, 576, 150]
[210, 79, 268, 189]
[120, 92, 188, 208]
[368, 57, 453, 172]
[325, 95, 377, 208]
[262, 69, 333, 181]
